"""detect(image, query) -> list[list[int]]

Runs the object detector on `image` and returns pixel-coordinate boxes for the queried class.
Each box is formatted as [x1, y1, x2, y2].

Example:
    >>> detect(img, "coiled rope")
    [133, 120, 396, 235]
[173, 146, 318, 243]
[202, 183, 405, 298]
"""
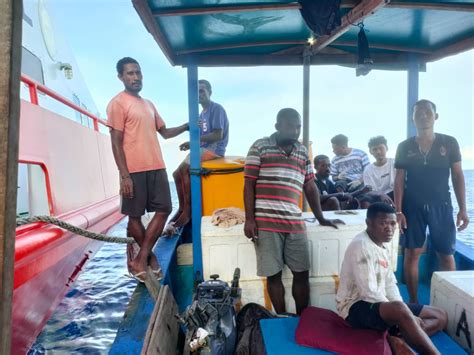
[16, 216, 134, 244]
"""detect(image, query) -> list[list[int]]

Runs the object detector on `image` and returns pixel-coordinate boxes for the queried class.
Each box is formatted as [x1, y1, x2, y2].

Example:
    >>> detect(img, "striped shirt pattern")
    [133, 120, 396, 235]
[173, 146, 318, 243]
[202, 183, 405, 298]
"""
[330, 148, 370, 181]
[244, 133, 314, 233]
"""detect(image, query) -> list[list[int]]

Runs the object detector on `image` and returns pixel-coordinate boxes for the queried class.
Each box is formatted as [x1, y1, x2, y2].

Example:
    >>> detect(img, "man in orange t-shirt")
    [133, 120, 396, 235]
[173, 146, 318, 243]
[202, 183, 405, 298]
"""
[107, 57, 188, 282]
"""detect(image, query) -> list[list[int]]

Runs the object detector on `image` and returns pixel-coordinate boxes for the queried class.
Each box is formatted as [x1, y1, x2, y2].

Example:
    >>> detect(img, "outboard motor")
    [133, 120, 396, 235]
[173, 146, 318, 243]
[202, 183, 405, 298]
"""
[177, 268, 241, 355]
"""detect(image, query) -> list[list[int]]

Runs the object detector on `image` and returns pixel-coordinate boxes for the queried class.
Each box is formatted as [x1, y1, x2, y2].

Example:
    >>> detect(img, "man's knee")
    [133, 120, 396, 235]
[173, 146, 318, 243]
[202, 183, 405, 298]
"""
[292, 270, 309, 282]
[267, 271, 283, 284]
[387, 301, 414, 322]
[128, 216, 141, 227]
[430, 307, 448, 329]
[326, 197, 340, 210]
[405, 248, 423, 262]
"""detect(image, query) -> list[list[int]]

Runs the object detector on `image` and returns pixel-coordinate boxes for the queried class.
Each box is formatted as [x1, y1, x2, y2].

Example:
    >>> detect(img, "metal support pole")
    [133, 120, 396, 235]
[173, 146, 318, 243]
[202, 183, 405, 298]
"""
[302, 48, 311, 211]
[302, 51, 310, 150]
[406, 55, 419, 138]
[187, 65, 203, 279]
[0, 0, 22, 353]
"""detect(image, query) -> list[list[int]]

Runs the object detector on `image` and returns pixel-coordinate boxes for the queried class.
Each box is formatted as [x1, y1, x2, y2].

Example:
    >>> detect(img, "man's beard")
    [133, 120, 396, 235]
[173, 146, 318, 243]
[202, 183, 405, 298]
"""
[279, 138, 297, 145]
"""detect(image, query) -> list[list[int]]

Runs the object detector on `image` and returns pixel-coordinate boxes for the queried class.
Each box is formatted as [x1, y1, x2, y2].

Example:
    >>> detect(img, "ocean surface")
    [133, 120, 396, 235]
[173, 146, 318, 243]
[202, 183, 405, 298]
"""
[30, 172, 473, 354]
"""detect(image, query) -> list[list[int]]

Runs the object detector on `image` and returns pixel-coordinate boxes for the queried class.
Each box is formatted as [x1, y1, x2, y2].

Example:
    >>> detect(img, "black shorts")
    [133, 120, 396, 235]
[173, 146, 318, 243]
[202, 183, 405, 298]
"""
[121, 169, 172, 217]
[402, 201, 456, 255]
[346, 301, 424, 332]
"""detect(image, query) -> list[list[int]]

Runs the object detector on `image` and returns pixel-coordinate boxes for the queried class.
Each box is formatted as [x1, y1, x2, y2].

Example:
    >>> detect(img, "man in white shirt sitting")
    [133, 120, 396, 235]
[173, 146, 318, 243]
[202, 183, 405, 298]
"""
[336, 203, 447, 354]
[363, 136, 395, 200]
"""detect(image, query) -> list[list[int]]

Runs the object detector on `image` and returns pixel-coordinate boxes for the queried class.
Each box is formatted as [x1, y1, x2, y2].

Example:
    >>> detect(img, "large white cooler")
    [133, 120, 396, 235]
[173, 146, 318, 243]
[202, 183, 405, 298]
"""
[201, 210, 399, 282]
[431, 271, 474, 353]
[239, 277, 338, 314]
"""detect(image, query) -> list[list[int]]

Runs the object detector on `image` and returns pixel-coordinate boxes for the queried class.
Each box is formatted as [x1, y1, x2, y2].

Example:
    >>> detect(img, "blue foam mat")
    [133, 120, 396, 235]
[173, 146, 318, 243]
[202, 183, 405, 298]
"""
[260, 317, 467, 354]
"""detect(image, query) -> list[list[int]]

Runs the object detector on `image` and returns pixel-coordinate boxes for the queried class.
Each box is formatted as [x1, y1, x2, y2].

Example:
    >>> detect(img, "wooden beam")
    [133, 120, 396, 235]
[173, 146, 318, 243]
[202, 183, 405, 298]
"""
[333, 40, 433, 54]
[153, 3, 301, 16]
[132, 0, 176, 65]
[426, 37, 474, 62]
[175, 52, 415, 68]
[0, 0, 22, 354]
[312, 0, 390, 53]
[176, 40, 306, 55]
[152, 0, 359, 17]
[388, 1, 474, 12]
[272, 40, 433, 55]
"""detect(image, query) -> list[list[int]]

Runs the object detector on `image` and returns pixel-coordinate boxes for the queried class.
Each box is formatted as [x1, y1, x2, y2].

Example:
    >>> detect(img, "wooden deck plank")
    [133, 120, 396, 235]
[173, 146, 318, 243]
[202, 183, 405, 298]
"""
[110, 234, 180, 354]
[142, 285, 179, 355]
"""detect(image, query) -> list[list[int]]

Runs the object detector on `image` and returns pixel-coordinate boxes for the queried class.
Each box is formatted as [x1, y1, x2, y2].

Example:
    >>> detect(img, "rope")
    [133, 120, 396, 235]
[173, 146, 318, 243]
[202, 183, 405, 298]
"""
[16, 216, 134, 244]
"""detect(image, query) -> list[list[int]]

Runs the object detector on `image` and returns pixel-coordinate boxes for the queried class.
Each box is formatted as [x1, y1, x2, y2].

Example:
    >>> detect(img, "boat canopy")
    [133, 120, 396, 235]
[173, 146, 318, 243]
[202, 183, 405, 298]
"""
[132, 0, 473, 69]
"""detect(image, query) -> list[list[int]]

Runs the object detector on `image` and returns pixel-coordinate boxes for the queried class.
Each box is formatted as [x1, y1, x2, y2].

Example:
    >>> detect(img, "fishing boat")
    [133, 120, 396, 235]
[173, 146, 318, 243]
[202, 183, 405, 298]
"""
[0, 0, 473, 354]
[109, 0, 473, 354]
[8, 1, 121, 353]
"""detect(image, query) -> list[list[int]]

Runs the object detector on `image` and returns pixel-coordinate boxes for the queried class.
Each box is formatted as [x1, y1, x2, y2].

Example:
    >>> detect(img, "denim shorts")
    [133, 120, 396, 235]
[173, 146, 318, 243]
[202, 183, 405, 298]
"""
[401, 201, 456, 255]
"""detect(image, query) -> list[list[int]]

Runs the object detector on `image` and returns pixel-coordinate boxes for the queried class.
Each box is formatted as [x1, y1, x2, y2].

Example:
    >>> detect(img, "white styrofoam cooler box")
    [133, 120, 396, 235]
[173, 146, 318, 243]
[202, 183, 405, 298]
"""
[201, 210, 399, 282]
[431, 271, 474, 353]
[239, 277, 338, 314]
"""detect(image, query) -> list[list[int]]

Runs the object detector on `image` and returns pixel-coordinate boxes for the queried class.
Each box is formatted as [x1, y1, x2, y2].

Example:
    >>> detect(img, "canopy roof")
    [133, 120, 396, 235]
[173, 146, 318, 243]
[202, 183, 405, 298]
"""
[132, 0, 474, 69]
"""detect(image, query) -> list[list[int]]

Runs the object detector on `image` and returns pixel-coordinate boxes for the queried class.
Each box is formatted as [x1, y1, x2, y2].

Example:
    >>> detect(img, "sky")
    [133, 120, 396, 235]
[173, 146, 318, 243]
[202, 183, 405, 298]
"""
[48, 0, 473, 174]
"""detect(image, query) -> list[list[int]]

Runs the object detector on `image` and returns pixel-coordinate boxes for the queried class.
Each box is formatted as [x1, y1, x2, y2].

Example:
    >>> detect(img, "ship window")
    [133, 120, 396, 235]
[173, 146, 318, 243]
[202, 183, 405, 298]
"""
[72, 93, 83, 124]
[17, 163, 53, 217]
[81, 103, 93, 128]
[21, 47, 44, 85]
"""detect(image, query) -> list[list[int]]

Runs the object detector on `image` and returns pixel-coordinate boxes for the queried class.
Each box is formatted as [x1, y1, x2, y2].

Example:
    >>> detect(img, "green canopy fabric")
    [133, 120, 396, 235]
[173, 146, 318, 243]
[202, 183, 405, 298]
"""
[132, 0, 474, 69]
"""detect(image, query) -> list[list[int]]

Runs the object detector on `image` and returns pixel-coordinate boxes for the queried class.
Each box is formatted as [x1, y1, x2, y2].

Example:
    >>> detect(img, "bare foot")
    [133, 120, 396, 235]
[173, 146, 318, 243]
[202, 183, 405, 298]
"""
[149, 252, 160, 271]
[163, 222, 178, 237]
[126, 243, 147, 275]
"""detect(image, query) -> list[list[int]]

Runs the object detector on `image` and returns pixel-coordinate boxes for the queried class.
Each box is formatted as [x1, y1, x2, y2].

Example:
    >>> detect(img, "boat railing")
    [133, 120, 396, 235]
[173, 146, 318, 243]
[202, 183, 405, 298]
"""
[20, 74, 108, 132]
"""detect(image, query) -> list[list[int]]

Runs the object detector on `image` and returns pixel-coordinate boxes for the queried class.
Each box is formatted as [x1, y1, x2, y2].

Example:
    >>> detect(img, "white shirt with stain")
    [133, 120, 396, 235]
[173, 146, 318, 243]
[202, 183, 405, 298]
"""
[336, 231, 402, 319]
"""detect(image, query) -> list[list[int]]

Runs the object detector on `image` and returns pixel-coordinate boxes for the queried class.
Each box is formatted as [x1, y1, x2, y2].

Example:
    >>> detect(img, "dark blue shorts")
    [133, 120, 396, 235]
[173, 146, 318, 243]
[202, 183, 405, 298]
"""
[346, 301, 423, 332]
[401, 201, 456, 255]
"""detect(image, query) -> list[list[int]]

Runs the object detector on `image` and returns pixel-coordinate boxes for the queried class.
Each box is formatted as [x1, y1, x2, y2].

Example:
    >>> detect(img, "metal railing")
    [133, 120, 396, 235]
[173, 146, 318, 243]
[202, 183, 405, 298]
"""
[20, 74, 107, 131]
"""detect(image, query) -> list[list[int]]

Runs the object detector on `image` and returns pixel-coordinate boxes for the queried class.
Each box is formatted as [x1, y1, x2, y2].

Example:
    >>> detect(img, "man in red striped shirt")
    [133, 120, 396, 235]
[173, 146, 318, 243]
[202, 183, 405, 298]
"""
[244, 108, 343, 315]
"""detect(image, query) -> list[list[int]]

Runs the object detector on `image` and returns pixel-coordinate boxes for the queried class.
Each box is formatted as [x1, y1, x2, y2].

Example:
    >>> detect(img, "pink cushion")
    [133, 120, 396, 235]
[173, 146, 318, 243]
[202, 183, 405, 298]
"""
[295, 306, 391, 355]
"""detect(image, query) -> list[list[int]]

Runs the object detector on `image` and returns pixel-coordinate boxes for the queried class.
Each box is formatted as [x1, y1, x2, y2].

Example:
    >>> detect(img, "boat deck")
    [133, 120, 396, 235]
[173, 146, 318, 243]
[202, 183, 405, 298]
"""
[260, 315, 466, 355]
[260, 281, 465, 354]
[109, 234, 180, 354]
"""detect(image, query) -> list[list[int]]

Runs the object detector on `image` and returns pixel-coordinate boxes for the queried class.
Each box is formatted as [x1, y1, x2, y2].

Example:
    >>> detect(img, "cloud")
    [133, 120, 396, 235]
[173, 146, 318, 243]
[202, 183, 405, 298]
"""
[461, 145, 474, 160]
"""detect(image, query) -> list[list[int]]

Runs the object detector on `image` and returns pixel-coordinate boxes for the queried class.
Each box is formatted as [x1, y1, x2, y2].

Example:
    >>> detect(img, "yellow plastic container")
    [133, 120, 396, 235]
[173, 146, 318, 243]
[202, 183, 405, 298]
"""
[201, 156, 245, 216]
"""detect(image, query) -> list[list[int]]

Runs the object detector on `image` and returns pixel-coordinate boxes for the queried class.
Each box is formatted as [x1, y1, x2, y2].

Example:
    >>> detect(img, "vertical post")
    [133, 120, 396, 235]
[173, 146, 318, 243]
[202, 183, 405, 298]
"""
[28, 83, 38, 105]
[406, 54, 419, 138]
[0, 0, 22, 354]
[93, 118, 99, 131]
[187, 65, 203, 278]
[302, 49, 311, 210]
[302, 51, 310, 150]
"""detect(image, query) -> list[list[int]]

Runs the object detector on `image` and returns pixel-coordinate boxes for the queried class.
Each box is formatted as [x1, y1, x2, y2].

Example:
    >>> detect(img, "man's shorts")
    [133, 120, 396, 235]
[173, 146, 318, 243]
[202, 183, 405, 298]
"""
[346, 300, 424, 332]
[402, 201, 456, 255]
[121, 169, 172, 217]
[254, 230, 310, 277]
[184, 148, 220, 164]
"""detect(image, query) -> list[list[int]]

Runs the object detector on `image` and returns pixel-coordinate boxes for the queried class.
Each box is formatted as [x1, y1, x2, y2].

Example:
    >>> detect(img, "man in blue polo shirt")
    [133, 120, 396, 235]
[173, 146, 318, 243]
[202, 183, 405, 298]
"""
[165, 79, 229, 233]
[394, 99, 469, 303]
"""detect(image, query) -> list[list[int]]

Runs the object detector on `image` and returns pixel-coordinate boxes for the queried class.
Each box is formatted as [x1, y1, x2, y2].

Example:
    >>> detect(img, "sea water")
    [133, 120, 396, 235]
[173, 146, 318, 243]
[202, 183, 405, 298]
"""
[30, 172, 474, 353]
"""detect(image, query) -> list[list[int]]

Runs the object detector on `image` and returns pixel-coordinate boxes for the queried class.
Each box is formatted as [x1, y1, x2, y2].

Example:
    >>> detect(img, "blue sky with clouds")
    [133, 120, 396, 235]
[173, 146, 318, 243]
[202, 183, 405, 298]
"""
[49, 0, 473, 173]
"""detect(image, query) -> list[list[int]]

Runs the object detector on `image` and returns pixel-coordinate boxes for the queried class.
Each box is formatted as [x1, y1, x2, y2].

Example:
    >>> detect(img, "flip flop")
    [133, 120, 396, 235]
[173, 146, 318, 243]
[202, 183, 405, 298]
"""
[150, 267, 163, 281]
[125, 271, 147, 283]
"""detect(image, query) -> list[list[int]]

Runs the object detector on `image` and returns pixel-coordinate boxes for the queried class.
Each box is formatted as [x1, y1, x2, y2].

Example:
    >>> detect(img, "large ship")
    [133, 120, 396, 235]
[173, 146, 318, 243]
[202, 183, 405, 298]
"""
[13, 0, 121, 352]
